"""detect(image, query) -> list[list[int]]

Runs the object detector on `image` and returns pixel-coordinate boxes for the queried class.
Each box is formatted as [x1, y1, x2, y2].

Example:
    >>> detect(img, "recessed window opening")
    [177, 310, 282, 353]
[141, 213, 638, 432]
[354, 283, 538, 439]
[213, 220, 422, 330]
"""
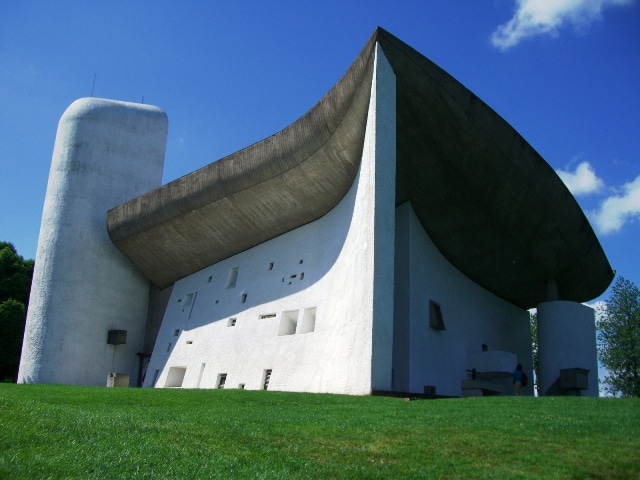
[165, 367, 186, 388]
[290, 274, 297, 279]
[186, 340, 193, 345]
[228, 317, 237, 327]
[225, 267, 239, 289]
[215, 300, 219, 304]
[300, 272, 304, 280]
[299, 259, 303, 264]
[259, 313, 276, 319]
[278, 310, 299, 336]
[299, 307, 317, 334]
[182, 292, 197, 317]
[196, 363, 206, 388]
[166, 343, 172, 352]
[238, 383, 245, 389]
[173, 329, 180, 336]
[241, 293, 247, 303]
[263, 369, 272, 390]
[268, 262, 274, 270]
[182, 293, 194, 307]
[429, 300, 446, 330]
[216, 373, 227, 389]
[207, 275, 213, 283]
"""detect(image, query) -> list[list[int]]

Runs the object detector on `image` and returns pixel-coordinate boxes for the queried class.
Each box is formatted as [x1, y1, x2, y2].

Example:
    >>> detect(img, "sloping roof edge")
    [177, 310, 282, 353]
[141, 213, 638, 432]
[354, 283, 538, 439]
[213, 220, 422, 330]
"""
[107, 27, 613, 308]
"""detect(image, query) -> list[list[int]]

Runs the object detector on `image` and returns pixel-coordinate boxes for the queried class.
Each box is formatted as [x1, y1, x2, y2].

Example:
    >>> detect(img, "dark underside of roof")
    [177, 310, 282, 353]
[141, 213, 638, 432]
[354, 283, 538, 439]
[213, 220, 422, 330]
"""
[107, 27, 613, 309]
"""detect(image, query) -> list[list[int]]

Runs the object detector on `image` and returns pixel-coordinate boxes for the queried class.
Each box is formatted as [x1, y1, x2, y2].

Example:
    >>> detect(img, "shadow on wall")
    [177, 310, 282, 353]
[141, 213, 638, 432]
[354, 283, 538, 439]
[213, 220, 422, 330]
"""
[157, 164, 364, 335]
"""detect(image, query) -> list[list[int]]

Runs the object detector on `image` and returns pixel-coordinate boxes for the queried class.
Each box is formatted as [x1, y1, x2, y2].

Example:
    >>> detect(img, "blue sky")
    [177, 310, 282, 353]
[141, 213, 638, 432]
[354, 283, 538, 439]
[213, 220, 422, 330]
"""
[1, 1, 638, 305]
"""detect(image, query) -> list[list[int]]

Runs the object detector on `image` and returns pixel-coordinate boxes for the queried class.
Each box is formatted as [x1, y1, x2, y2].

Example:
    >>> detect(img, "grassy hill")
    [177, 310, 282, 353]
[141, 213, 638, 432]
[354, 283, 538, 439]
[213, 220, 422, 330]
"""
[0, 384, 638, 479]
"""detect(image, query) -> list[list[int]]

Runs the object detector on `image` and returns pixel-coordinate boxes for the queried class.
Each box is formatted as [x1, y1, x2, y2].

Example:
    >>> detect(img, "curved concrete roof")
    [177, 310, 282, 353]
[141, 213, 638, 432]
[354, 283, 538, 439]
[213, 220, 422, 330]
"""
[107, 28, 613, 309]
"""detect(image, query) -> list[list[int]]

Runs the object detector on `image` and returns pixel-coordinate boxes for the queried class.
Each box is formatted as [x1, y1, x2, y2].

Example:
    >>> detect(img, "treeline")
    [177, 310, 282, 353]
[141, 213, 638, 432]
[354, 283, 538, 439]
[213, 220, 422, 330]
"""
[0, 242, 34, 381]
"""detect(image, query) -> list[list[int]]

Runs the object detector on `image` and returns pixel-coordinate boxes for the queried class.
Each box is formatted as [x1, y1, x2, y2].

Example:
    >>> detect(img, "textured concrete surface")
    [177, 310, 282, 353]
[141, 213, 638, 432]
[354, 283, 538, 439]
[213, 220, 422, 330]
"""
[19, 98, 167, 386]
[537, 301, 599, 396]
[108, 27, 612, 309]
[145, 48, 396, 394]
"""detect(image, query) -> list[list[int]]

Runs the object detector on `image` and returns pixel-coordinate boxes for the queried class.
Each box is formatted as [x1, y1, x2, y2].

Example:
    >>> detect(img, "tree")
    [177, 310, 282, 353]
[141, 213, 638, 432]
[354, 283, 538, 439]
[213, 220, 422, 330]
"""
[0, 299, 26, 381]
[597, 276, 640, 397]
[0, 242, 34, 381]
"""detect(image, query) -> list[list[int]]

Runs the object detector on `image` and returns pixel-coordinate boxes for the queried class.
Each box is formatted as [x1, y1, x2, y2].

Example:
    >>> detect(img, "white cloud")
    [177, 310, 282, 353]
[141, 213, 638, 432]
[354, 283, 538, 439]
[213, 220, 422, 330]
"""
[491, 0, 634, 50]
[556, 161, 605, 196]
[592, 175, 640, 234]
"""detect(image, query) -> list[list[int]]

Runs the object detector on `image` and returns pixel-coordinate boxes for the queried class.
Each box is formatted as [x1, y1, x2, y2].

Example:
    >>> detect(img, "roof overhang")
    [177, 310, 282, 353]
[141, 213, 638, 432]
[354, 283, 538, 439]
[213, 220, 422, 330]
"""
[107, 28, 613, 309]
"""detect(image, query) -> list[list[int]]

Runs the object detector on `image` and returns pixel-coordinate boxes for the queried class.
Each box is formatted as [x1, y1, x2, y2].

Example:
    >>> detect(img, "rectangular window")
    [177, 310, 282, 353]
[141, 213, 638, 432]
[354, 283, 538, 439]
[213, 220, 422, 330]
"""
[182, 292, 197, 317]
[217, 373, 227, 389]
[299, 307, 316, 334]
[225, 267, 239, 289]
[165, 367, 186, 388]
[278, 310, 299, 336]
[228, 317, 237, 327]
[259, 313, 276, 319]
[263, 369, 272, 390]
[429, 300, 446, 330]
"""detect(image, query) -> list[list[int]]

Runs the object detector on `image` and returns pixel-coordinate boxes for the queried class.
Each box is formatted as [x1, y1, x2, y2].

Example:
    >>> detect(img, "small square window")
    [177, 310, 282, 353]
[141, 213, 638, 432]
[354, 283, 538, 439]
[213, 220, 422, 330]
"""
[228, 317, 237, 327]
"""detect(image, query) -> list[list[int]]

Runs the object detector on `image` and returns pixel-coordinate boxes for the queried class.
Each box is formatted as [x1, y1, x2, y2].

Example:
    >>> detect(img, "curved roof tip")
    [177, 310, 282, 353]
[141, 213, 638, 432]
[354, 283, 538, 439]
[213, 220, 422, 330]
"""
[107, 28, 613, 309]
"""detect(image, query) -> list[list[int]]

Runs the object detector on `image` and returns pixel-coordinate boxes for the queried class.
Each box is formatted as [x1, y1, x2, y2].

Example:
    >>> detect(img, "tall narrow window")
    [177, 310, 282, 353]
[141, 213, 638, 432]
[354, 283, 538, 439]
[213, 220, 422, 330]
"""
[263, 369, 272, 390]
[217, 373, 227, 389]
[182, 292, 197, 317]
[225, 267, 239, 289]
[429, 300, 446, 330]
[299, 307, 317, 334]
[196, 363, 206, 388]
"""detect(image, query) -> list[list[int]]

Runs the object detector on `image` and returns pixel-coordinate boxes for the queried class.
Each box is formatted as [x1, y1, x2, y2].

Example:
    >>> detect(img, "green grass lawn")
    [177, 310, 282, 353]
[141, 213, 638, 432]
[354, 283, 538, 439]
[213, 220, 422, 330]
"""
[0, 384, 638, 479]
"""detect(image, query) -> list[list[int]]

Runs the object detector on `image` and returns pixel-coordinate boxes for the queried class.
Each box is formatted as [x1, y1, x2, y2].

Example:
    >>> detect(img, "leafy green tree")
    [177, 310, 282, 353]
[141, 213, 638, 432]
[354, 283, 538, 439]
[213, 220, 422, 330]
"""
[0, 299, 26, 381]
[597, 276, 640, 397]
[0, 242, 34, 381]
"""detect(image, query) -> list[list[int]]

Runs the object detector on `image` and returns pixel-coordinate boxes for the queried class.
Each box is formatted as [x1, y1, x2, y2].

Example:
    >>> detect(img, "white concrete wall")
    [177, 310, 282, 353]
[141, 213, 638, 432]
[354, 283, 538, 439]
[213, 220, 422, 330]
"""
[537, 301, 599, 396]
[393, 203, 532, 397]
[145, 46, 397, 395]
[19, 98, 168, 386]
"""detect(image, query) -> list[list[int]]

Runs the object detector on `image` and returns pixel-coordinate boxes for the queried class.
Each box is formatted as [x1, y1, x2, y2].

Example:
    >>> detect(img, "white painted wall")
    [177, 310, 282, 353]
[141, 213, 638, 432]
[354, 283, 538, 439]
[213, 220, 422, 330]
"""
[145, 46, 397, 395]
[19, 98, 167, 386]
[537, 301, 598, 396]
[144, 46, 532, 397]
[393, 203, 532, 397]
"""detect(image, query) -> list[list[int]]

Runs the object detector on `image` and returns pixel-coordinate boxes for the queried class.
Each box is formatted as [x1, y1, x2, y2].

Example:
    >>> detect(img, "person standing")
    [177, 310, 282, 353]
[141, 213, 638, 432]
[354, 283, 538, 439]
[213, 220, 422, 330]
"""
[513, 364, 524, 396]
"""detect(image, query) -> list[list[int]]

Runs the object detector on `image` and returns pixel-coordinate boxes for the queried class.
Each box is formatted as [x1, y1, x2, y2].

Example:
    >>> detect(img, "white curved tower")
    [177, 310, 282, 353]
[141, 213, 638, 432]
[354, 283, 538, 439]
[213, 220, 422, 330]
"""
[537, 301, 599, 396]
[19, 98, 168, 386]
